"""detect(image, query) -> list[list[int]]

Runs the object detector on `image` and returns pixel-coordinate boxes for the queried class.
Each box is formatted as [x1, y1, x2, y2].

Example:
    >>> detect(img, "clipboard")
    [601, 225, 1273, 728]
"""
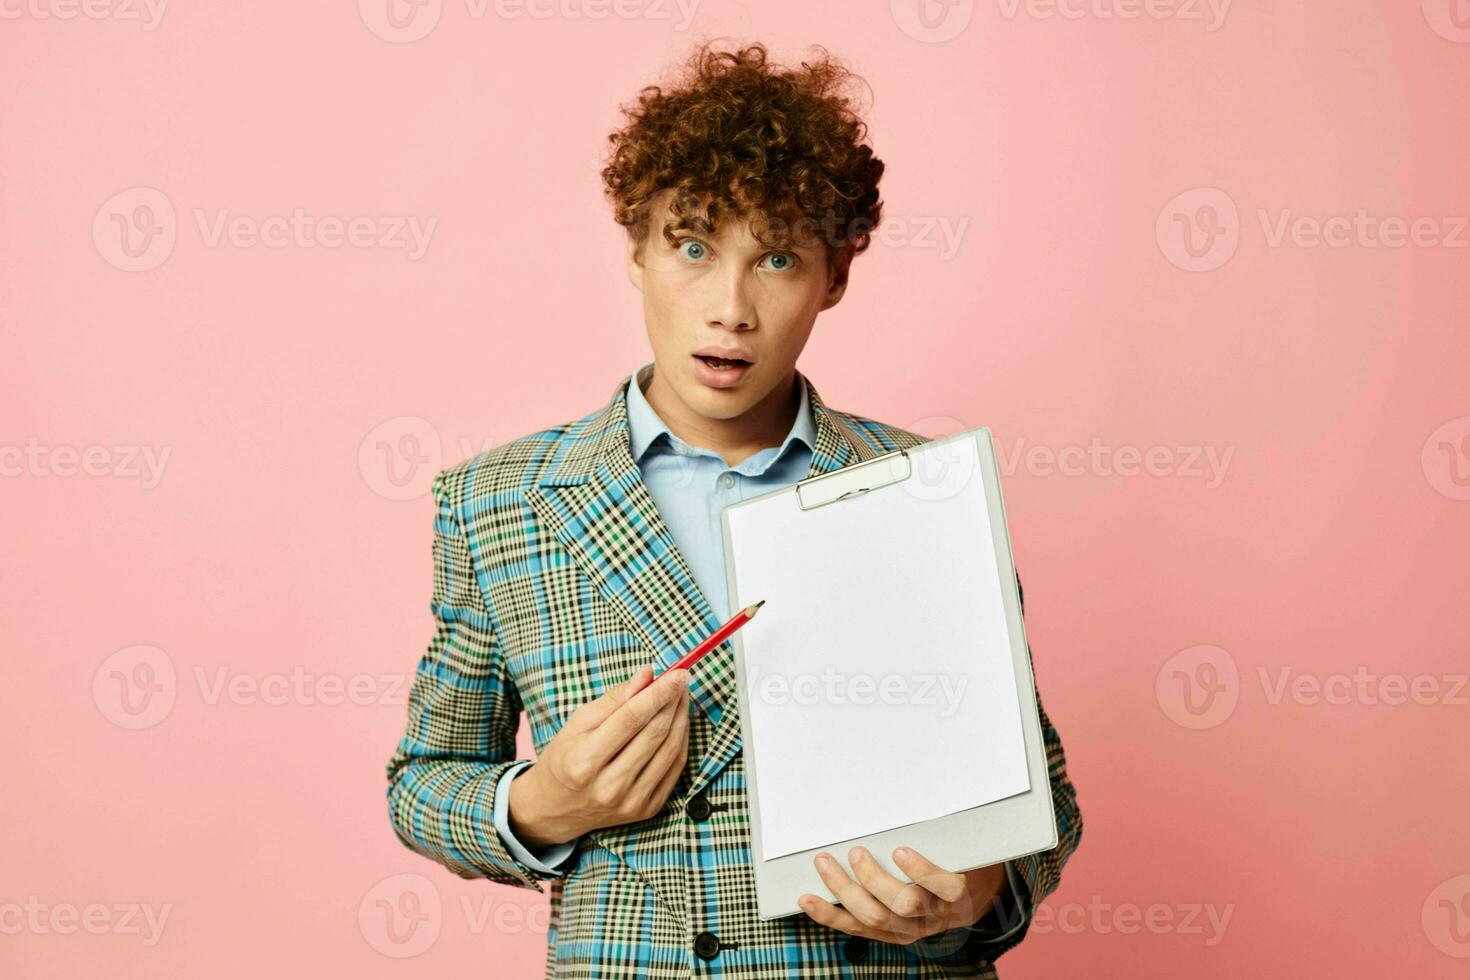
[719, 424, 1057, 920]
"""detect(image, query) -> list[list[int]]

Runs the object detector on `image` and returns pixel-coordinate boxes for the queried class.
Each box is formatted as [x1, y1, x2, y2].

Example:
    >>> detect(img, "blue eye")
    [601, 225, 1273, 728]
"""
[673, 238, 797, 271]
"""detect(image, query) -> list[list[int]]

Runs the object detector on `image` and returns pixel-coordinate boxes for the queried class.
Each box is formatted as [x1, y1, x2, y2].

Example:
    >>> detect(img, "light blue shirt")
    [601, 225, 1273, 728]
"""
[491, 362, 1023, 945]
[492, 361, 816, 873]
[623, 359, 819, 624]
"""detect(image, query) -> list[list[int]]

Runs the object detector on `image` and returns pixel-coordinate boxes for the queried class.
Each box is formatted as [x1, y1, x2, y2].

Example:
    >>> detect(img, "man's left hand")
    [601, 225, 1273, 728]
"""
[797, 846, 1006, 944]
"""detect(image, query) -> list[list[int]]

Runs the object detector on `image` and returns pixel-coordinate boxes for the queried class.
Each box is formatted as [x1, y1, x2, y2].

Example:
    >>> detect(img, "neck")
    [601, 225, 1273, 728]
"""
[640, 363, 801, 468]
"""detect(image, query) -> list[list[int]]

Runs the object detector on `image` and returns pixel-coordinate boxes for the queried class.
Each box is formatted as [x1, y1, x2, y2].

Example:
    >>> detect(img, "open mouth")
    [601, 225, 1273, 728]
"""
[695, 354, 752, 371]
[692, 353, 754, 387]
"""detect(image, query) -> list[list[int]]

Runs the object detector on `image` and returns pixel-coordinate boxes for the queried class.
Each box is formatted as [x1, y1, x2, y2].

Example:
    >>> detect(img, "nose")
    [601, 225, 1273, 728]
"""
[705, 261, 756, 331]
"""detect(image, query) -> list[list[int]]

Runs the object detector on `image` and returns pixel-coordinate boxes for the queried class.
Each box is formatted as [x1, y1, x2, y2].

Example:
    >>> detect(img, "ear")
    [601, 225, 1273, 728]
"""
[626, 233, 645, 292]
[818, 250, 852, 312]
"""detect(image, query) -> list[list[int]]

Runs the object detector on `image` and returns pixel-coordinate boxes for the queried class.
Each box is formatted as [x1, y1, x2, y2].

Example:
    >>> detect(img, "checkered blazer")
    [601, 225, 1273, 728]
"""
[385, 369, 1083, 978]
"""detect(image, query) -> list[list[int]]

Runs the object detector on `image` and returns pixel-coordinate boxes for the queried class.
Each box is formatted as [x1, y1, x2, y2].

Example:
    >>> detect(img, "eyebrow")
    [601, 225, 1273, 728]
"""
[660, 214, 715, 242]
[660, 219, 820, 256]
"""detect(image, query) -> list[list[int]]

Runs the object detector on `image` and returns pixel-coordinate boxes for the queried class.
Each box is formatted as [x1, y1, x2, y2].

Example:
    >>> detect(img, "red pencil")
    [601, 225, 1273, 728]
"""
[659, 599, 766, 675]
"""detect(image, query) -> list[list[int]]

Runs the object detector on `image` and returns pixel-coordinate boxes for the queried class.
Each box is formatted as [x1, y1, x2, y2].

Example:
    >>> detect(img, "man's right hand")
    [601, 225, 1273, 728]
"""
[508, 664, 692, 849]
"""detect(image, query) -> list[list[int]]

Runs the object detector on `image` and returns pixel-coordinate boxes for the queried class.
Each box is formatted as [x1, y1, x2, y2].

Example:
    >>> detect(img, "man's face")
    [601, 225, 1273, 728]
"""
[627, 189, 848, 423]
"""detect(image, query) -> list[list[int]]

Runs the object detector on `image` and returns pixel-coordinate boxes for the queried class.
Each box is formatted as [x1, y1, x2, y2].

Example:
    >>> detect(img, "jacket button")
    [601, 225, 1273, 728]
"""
[686, 793, 712, 822]
[693, 930, 721, 960]
[843, 936, 870, 963]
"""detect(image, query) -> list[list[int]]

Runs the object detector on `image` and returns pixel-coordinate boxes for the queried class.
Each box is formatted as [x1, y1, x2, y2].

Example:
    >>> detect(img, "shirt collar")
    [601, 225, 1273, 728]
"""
[625, 360, 817, 467]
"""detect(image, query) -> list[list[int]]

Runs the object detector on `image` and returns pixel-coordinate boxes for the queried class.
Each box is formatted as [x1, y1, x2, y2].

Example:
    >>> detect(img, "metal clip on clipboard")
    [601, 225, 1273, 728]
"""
[794, 448, 912, 511]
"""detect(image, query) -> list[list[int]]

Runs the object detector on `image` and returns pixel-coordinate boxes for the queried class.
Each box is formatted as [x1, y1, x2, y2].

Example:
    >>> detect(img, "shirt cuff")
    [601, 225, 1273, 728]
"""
[909, 859, 1031, 966]
[969, 859, 1028, 942]
[491, 761, 578, 875]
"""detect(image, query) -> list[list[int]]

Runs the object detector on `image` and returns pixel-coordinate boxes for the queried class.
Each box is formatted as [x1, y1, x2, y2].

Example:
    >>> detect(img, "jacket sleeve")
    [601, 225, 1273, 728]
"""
[384, 469, 564, 890]
[914, 571, 1084, 967]
[955, 683, 1083, 964]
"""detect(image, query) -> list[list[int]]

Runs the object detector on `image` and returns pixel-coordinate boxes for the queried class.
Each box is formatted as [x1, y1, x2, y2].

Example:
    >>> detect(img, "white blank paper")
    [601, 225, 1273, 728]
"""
[725, 435, 1031, 860]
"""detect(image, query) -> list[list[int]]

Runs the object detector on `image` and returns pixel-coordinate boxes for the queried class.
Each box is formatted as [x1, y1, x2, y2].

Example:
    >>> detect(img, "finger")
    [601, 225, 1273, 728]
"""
[627, 697, 690, 811]
[810, 852, 906, 934]
[891, 847, 968, 904]
[567, 664, 655, 732]
[627, 687, 689, 789]
[846, 846, 946, 922]
[585, 668, 689, 767]
[797, 893, 906, 944]
[645, 729, 688, 809]
[599, 681, 685, 784]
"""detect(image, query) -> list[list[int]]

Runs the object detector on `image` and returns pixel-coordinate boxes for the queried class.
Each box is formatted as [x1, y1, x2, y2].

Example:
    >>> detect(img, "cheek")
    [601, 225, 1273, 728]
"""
[761, 273, 828, 317]
[640, 284, 675, 336]
[643, 276, 694, 323]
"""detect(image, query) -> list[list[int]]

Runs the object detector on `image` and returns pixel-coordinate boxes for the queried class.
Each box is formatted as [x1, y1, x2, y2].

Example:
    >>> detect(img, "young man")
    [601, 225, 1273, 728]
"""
[386, 41, 1081, 978]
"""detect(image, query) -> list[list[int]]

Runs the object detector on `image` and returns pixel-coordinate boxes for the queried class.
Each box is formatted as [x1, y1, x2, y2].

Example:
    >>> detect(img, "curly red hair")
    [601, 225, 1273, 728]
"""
[600, 40, 885, 282]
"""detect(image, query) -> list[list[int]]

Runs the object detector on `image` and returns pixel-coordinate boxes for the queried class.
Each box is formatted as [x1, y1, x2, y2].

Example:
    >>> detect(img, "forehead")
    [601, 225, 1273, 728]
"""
[648, 190, 822, 252]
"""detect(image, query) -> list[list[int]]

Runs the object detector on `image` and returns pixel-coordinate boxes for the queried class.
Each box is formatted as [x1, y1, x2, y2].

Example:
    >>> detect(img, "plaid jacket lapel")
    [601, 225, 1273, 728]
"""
[521, 368, 909, 923]
[525, 366, 878, 740]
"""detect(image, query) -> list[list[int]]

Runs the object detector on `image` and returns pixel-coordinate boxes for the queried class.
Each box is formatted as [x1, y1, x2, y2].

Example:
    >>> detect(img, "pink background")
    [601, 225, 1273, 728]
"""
[3, 1, 1468, 976]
